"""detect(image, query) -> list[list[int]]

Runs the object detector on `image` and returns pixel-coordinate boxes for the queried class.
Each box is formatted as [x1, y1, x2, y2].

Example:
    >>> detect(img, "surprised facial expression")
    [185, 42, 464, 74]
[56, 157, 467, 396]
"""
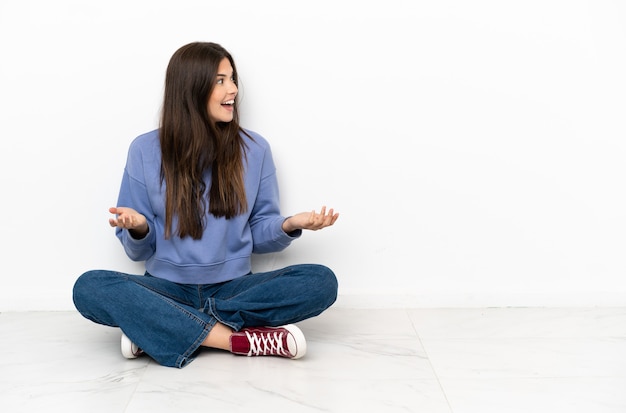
[207, 57, 238, 124]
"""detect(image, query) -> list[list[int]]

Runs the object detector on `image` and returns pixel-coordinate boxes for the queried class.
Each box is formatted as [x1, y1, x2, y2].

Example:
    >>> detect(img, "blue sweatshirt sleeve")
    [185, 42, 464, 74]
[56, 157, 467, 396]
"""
[248, 142, 301, 253]
[114, 142, 157, 261]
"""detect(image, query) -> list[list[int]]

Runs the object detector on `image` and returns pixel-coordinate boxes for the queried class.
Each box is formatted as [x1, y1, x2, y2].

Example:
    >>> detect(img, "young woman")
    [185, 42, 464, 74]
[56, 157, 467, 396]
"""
[73, 42, 339, 368]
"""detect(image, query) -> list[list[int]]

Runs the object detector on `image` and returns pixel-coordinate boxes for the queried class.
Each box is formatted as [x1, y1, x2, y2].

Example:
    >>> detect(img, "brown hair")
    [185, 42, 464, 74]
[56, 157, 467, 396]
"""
[159, 42, 249, 239]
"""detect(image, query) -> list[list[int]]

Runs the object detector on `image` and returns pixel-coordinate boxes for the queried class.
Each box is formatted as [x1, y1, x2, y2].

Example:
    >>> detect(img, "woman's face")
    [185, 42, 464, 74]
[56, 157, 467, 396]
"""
[207, 57, 238, 123]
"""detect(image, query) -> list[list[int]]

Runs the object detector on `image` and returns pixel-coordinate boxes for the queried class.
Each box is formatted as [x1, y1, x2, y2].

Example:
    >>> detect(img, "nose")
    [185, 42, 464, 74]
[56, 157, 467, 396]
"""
[228, 80, 238, 95]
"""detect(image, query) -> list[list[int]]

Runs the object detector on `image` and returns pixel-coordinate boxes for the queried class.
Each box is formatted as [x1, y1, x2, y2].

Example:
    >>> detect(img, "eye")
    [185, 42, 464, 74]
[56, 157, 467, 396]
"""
[216, 78, 224, 85]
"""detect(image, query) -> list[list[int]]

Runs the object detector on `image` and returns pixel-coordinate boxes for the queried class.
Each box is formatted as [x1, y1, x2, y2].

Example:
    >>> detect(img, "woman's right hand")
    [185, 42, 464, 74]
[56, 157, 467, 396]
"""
[109, 207, 149, 238]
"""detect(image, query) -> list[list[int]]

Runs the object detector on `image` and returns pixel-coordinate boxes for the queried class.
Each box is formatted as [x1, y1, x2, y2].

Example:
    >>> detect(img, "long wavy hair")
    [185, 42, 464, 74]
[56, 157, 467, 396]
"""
[159, 42, 249, 240]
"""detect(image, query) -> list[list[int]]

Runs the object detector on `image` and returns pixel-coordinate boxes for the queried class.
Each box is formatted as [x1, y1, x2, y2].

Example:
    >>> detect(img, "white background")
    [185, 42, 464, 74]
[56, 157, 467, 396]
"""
[1, 0, 624, 310]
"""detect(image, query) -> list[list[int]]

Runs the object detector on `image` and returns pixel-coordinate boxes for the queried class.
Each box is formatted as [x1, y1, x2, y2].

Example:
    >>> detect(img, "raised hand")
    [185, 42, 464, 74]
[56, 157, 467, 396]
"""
[282, 206, 339, 233]
[109, 207, 149, 238]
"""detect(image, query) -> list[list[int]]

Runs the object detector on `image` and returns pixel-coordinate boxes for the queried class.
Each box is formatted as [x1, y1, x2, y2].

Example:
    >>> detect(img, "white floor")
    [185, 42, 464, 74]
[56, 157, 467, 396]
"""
[1, 307, 625, 413]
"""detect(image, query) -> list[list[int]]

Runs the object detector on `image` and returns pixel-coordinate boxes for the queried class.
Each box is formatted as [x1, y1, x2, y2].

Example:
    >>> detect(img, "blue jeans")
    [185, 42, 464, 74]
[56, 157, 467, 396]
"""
[72, 264, 338, 368]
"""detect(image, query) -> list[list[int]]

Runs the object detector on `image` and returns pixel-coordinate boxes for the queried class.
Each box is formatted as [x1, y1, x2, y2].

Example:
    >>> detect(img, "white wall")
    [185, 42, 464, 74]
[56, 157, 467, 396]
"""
[1, 0, 624, 310]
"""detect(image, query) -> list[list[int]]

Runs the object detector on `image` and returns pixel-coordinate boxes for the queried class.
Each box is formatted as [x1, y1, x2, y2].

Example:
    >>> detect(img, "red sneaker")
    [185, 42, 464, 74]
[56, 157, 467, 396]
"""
[230, 324, 306, 359]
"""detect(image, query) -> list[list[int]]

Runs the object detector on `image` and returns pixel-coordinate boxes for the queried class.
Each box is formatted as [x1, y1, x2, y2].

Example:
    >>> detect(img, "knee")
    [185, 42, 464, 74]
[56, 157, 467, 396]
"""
[73, 270, 100, 296]
[308, 264, 338, 305]
[72, 270, 96, 311]
[73, 270, 124, 326]
[72, 270, 117, 311]
[321, 265, 338, 292]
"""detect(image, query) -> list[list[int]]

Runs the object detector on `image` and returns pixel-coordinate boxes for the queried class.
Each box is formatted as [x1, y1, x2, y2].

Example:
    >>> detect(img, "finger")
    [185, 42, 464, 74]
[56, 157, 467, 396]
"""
[319, 208, 334, 225]
[323, 215, 334, 227]
[317, 212, 338, 229]
[316, 211, 327, 227]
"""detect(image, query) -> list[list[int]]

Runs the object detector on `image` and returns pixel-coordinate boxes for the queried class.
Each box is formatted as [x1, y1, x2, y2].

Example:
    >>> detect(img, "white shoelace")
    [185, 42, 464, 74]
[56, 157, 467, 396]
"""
[245, 330, 288, 356]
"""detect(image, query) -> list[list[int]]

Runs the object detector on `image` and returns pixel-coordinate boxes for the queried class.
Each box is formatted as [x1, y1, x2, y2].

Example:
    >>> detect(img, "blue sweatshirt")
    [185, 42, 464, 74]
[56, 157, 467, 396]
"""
[115, 129, 300, 284]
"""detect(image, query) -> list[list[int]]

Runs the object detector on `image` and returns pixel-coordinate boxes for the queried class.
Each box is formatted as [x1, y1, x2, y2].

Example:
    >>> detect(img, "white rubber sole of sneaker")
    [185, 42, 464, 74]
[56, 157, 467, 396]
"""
[283, 324, 307, 359]
[120, 333, 141, 359]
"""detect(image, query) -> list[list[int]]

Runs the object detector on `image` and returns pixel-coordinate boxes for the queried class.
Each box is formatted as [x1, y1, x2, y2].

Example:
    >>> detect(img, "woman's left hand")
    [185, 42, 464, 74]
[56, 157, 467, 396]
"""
[282, 206, 339, 233]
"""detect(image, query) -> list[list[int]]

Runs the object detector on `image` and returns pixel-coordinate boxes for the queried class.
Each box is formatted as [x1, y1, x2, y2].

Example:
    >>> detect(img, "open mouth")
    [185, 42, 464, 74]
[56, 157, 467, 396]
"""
[221, 100, 235, 107]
